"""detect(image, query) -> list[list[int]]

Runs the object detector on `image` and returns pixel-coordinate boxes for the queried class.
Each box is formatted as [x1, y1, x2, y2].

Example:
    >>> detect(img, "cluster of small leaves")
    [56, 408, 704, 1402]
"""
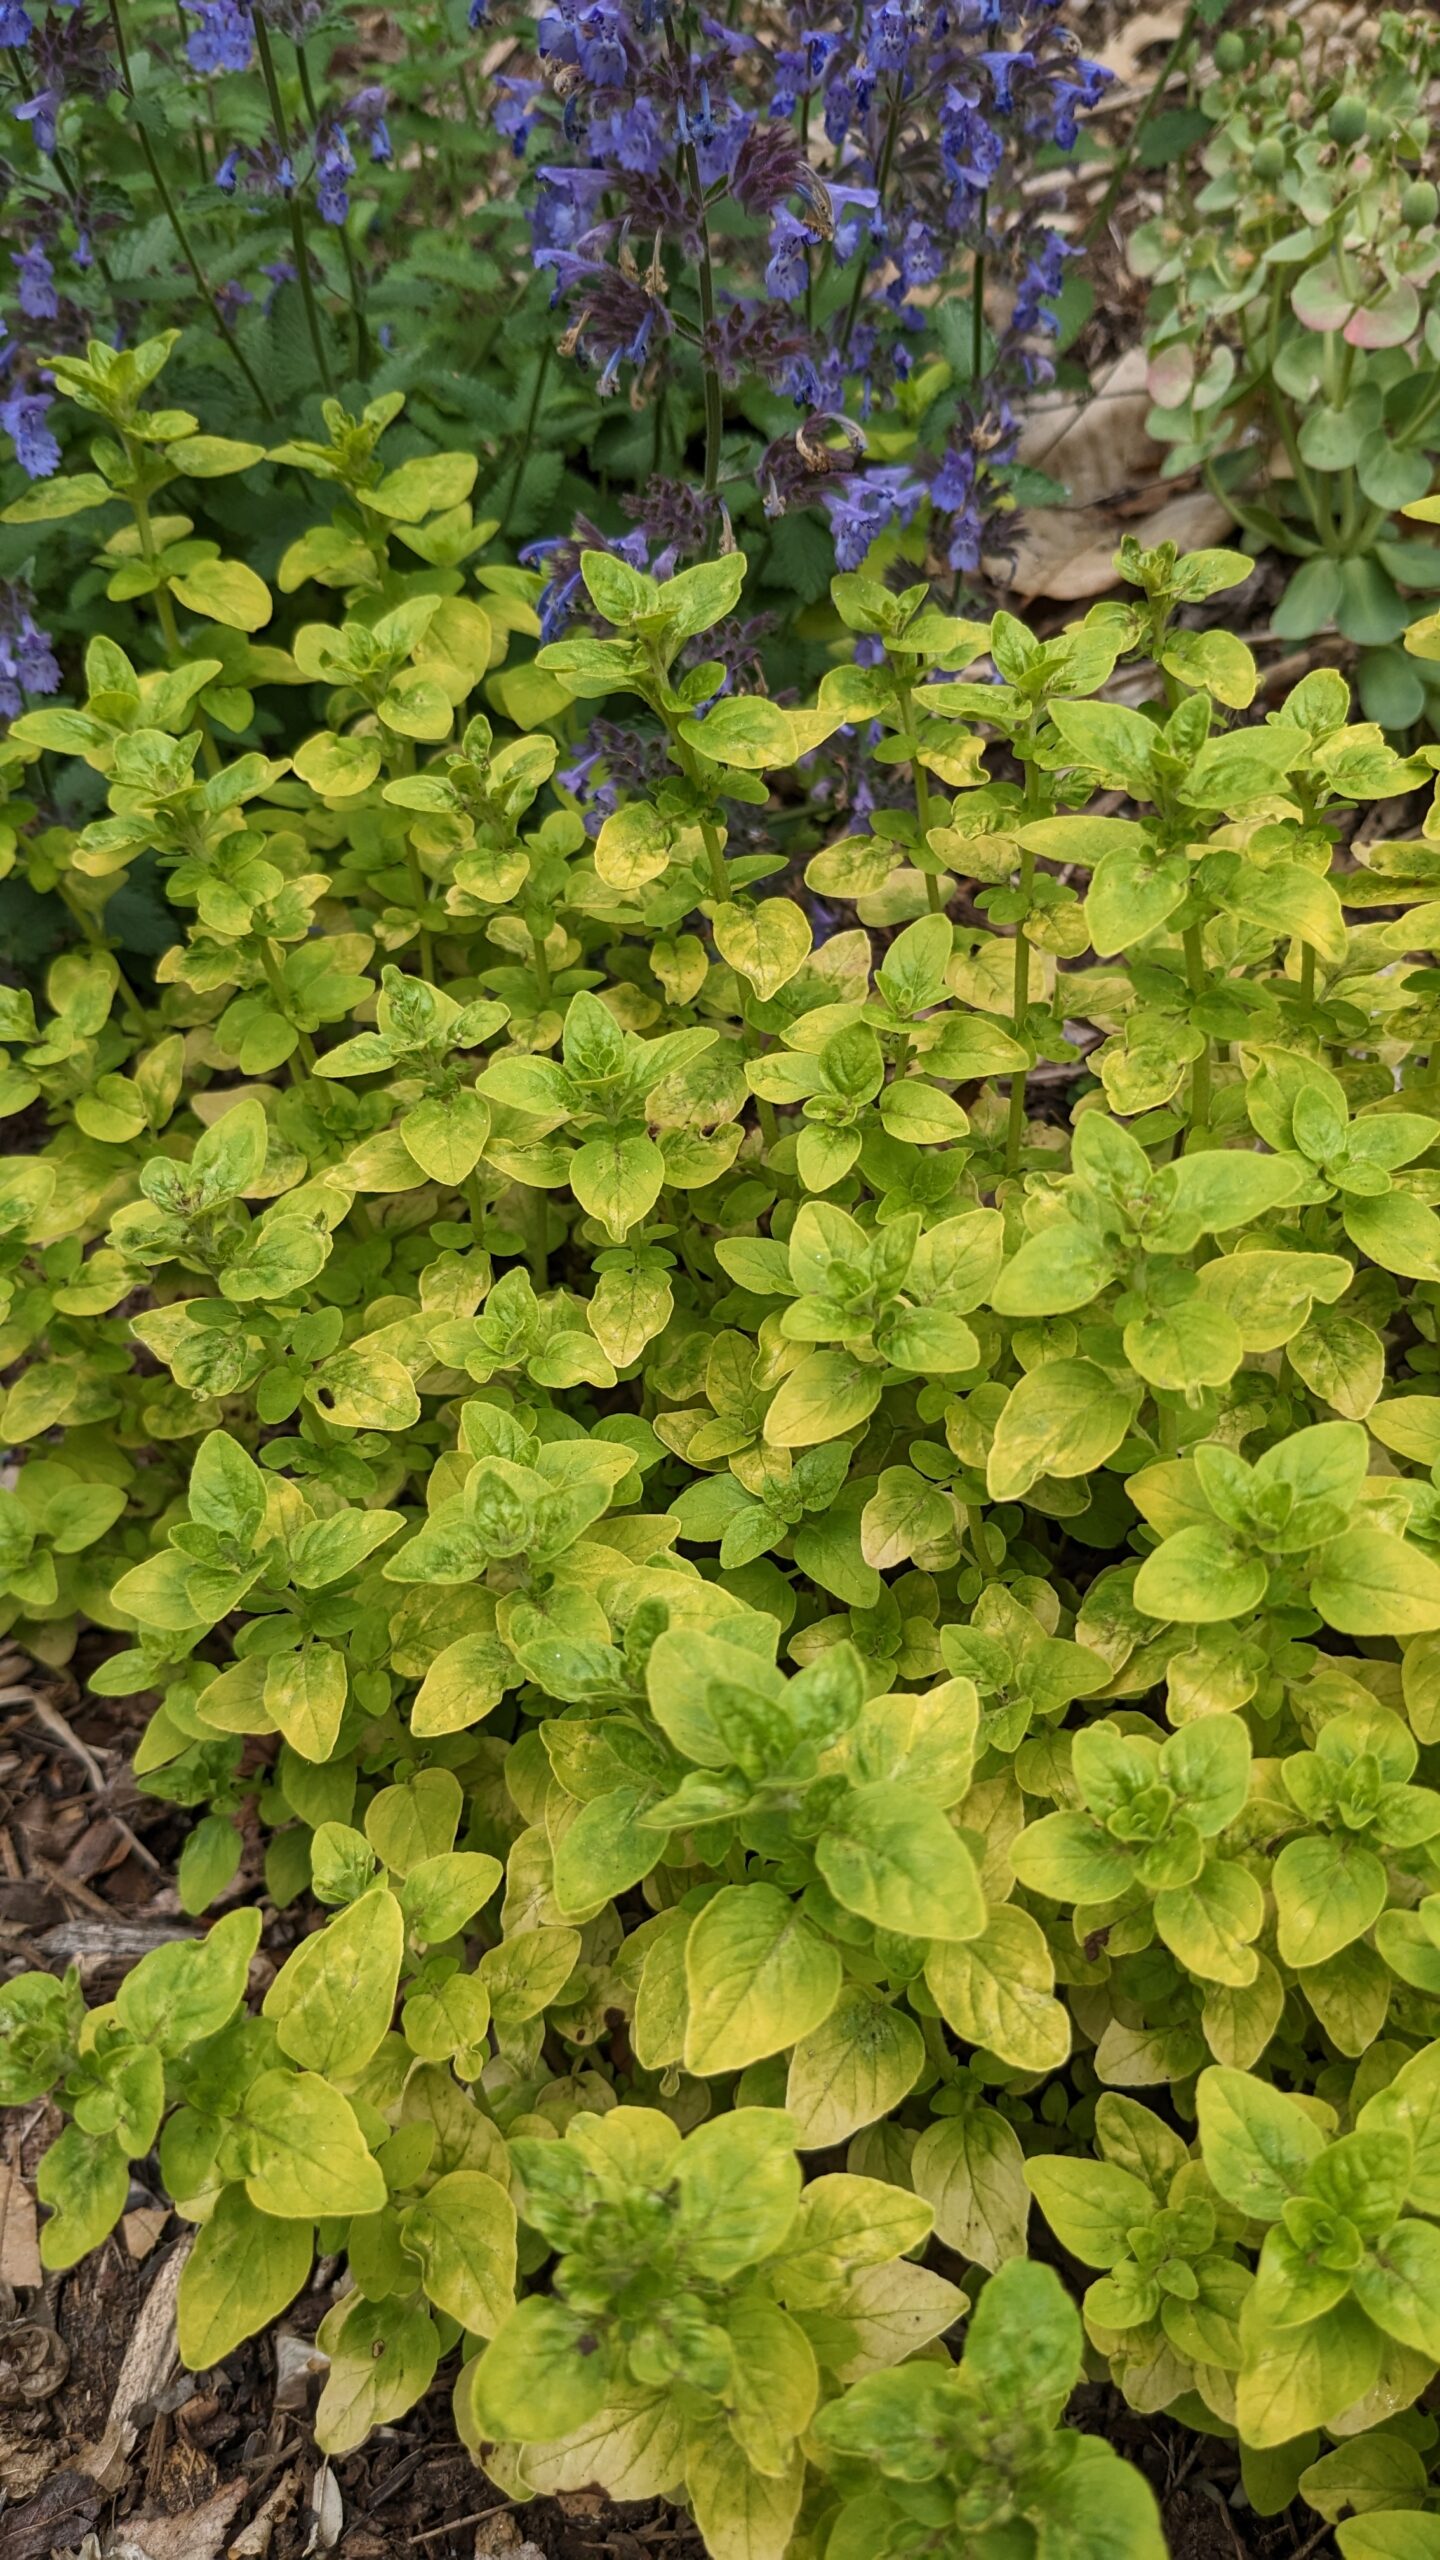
[1137, 7, 1440, 731]
[9, 337, 1440, 2558]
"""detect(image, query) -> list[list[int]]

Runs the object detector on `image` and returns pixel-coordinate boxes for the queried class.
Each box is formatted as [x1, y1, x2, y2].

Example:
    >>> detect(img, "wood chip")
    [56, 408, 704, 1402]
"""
[34, 1920, 199, 1967]
[1, 1689, 107, 1792]
[0, 2163, 41, 2289]
[79, 2239, 192, 2491]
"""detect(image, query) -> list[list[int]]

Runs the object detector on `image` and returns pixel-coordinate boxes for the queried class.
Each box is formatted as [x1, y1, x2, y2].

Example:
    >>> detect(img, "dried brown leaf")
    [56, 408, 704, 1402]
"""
[1094, 7, 1185, 88]
[108, 2483, 245, 2560]
[994, 352, 1236, 600]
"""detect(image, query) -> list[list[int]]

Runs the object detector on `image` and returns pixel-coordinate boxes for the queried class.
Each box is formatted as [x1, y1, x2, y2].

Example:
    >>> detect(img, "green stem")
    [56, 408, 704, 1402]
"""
[1003, 734, 1050, 1176]
[295, 39, 373, 377]
[127, 479, 181, 651]
[699, 818, 730, 904]
[128, 474, 223, 776]
[921, 2011, 960, 2086]
[665, 709, 730, 901]
[1003, 847, 1035, 1175]
[173, 1, 208, 180]
[685, 146, 724, 496]
[971, 191, 988, 384]
[1299, 941, 1316, 1008]
[4, 48, 117, 303]
[1183, 921, 1212, 1140]
[528, 918, 553, 1007]
[661, 16, 724, 495]
[406, 843, 435, 983]
[1264, 377, 1329, 552]
[252, 13, 335, 395]
[840, 76, 904, 357]
[1396, 369, 1440, 454]
[504, 340, 552, 529]
[1201, 459, 1289, 552]
[518, 1185, 548, 1289]
[261, 939, 317, 1076]
[895, 678, 944, 914]
[104, 5, 275, 417]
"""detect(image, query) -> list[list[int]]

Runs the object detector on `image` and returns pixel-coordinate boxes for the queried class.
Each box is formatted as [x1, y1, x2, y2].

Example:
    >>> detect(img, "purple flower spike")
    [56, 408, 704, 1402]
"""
[576, 3, 627, 88]
[12, 87, 60, 155]
[13, 241, 57, 320]
[1, 390, 60, 480]
[315, 125, 355, 224]
[825, 464, 926, 572]
[0, 578, 60, 720]
[183, 0, 254, 75]
[765, 206, 820, 303]
[865, 3, 911, 75]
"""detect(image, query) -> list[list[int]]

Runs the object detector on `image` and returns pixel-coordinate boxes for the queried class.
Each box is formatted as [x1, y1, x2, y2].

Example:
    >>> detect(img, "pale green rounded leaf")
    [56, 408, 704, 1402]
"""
[683, 1885, 842, 2076]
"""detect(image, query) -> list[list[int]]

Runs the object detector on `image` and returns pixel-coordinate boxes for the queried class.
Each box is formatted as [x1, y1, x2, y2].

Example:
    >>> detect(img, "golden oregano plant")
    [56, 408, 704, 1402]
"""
[8, 334, 1440, 2558]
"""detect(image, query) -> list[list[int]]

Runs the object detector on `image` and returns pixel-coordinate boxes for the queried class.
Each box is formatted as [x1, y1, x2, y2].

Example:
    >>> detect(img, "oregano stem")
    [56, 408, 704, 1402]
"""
[1004, 848, 1035, 1174]
[896, 679, 944, 916]
[261, 939, 317, 1076]
[1183, 919, 1212, 1140]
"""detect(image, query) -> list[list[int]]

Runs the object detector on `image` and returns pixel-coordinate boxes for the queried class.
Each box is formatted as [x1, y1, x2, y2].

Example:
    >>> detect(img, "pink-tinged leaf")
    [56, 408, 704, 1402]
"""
[1147, 344, 1194, 408]
[1345, 279, 1421, 350]
[1192, 345, 1236, 413]
[1291, 260, 1354, 333]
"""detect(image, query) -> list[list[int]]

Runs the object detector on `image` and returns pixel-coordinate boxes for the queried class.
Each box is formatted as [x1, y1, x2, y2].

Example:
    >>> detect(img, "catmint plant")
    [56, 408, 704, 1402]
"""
[486, 0, 1110, 597]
